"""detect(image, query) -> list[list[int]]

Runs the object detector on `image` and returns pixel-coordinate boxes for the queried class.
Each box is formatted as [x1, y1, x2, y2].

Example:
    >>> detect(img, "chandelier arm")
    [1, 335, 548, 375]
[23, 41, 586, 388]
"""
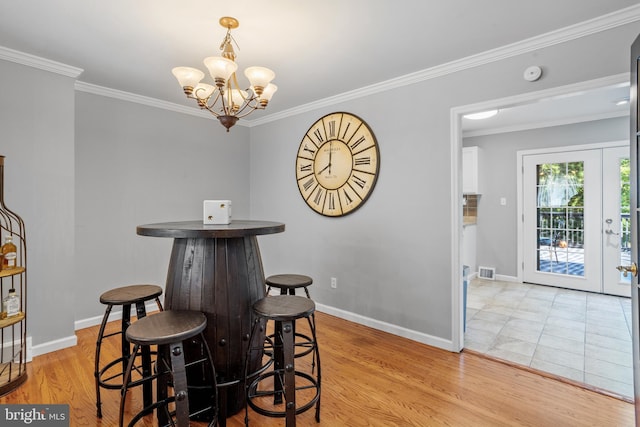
[201, 104, 222, 118]
[230, 74, 247, 97]
[201, 93, 222, 118]
[233, 98, 263, 118]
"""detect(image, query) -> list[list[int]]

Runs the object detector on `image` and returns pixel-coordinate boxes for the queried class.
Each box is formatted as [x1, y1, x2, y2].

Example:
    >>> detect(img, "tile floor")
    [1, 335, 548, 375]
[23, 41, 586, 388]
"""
[464, 278, 633, 399]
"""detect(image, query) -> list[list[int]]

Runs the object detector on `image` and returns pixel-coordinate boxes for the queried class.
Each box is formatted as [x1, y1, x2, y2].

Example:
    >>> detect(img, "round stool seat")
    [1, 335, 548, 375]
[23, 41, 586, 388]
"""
[253, 295, 315, 322]
[266, 274, 313, 290]
[100, 284, 163, 306]
[126, 310, 207, 346]
[266, 274, 314, 299]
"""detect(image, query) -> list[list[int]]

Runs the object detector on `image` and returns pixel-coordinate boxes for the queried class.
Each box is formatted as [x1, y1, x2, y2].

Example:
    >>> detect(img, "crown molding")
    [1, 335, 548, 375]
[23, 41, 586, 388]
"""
[249, 4, 640, 127]
[0, 45, 83, 78]
[74, 81, 242, 123]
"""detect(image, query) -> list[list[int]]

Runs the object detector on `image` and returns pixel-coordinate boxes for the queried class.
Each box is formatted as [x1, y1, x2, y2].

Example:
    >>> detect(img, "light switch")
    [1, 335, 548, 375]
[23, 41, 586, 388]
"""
[500, 197, 507, 206]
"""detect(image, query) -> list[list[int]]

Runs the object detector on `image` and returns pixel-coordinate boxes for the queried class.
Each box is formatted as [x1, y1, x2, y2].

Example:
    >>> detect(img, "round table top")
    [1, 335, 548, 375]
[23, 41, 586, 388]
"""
[137, 220, 285, 239]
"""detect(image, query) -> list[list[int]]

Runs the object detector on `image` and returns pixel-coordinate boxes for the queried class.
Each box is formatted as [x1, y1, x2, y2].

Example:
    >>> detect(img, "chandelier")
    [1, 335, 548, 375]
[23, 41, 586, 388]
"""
[172, 17, 277, 132]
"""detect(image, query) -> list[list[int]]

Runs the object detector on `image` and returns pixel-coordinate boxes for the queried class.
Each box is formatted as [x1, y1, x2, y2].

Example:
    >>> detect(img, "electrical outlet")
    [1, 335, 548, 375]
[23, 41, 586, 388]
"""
[330, 277, 337, 289]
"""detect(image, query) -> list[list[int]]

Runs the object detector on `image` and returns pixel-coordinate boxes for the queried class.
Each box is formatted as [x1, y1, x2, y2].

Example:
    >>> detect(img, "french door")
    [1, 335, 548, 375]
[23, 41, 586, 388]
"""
[522, 145, 630, 296]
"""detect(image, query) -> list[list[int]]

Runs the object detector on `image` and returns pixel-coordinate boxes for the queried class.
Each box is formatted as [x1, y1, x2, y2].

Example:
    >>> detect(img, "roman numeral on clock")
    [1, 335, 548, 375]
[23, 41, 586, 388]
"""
[342, 122, 351, 140]
[352, 175, 366, 189]
[313, 129, 324, 144]
[303, 177, 315, 191]
[343, 189, 353, 205]
[328, 120, 336, 138]
[354, 156, 370, 166]
[313, 187, 324, 205]
[350, 135, 366, 150]
[327, 192, 335, 210]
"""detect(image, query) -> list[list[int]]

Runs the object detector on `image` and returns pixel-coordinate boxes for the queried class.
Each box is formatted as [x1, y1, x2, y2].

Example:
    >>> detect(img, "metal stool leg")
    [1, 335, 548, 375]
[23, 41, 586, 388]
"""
[282, 319, 296, 427]
[169, 341, 190, 426]
[95, 304, 113, 418]
[134, 301, 152, 411]
[119, 343, 141, 427]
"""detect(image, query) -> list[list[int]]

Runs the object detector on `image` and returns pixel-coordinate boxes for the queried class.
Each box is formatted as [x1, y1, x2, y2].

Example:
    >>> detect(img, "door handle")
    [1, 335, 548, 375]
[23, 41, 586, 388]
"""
[605, 229, 620, 235]
[616, 263, 638, 277]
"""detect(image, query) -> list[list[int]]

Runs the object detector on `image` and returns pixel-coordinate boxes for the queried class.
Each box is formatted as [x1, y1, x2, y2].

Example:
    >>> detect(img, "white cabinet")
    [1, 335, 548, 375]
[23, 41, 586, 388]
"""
[462, 146, 480, 194]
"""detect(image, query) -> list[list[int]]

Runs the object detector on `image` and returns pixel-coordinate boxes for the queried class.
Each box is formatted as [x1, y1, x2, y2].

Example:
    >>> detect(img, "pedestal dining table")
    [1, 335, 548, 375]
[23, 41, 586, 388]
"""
[136, 219, 285, 422]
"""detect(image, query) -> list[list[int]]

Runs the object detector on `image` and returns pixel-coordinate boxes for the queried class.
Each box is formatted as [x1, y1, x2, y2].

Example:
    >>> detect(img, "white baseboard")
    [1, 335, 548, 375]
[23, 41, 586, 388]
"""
[1, 335, 33, 362]
[495, 274, 519, 282]
[74, 301, 162, 331]
[35, 301, 454, 358]
[28, 302, 162, 358]
[31, 334, 76, 358]
[315, 303, 455, 352]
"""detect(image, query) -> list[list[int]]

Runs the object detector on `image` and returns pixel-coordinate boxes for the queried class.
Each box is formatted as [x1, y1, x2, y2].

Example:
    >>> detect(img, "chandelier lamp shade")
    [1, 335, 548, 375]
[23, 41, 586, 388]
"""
[172, 17, 277, 132]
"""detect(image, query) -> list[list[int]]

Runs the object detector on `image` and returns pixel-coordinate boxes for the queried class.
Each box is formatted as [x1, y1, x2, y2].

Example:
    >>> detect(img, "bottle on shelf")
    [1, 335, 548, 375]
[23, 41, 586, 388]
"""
[1, 235, 17, 269]
[2, 288, 20, 317]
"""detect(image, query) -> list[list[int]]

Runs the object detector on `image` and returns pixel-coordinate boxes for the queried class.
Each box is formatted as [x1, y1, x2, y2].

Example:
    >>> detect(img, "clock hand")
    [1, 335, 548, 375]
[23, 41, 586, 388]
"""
[318, 163, 331, 174]
[328, 141, 333, 174]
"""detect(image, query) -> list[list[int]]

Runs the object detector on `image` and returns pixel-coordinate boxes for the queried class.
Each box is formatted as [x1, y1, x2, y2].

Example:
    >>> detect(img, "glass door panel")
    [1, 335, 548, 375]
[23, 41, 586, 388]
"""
[603, 146, 631, 296]
[535, 161, 586, 277]
[523, 150, 601, 292]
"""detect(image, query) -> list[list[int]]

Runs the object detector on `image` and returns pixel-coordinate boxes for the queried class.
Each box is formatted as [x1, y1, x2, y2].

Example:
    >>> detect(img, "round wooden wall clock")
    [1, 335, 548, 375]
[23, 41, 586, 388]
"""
[295, 112, 380, 217]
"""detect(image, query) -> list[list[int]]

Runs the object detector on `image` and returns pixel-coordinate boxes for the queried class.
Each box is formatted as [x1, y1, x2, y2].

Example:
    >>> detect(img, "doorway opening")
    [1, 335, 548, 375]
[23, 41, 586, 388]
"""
[451, 74, 631, 399]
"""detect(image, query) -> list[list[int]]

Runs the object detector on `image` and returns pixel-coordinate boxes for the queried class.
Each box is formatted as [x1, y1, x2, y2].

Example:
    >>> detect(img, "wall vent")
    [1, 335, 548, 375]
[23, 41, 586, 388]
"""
[478, 266, 496, 280]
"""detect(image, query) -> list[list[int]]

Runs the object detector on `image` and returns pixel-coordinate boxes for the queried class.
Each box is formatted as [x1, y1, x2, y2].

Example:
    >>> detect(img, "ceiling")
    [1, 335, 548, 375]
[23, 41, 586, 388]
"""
[0, 1, 638, 130]
[461, 81, 631, 137]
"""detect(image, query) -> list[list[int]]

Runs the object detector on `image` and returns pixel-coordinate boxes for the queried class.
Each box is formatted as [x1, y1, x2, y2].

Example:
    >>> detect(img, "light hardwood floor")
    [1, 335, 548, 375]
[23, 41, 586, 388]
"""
[0, 312, 634, 426]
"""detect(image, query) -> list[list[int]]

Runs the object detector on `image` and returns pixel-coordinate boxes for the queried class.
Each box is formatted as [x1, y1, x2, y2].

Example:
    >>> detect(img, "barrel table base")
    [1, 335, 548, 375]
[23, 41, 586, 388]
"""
[164, 236, 267, 418]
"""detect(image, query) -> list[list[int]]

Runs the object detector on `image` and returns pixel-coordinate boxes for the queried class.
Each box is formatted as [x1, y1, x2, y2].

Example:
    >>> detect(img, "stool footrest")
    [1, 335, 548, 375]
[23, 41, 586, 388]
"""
[247, 370, 320, 418]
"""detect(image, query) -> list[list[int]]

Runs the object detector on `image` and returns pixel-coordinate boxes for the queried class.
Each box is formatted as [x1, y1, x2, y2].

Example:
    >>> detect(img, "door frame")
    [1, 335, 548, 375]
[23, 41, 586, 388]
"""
[629, 32, 639, 419]
[517, 141, 627, 290]
[450, 73, 629, 352]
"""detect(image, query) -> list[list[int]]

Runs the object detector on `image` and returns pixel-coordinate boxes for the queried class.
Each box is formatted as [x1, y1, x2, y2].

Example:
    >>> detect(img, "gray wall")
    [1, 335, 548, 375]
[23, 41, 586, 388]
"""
[249, 24, 640, 343]
[464, 117, 628, 277]
[0, 20, 637, 352]
[0, 60, 76, 347]
[74, 92, 252, 324]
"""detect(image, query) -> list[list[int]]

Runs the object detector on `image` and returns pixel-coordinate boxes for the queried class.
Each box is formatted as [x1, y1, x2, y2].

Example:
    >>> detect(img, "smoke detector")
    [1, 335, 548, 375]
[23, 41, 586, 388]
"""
[524, 66, 542, 82]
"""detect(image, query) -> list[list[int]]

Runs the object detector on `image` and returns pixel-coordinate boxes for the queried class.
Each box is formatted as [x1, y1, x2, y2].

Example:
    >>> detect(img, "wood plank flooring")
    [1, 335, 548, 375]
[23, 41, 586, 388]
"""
[0, 311, 634, 426]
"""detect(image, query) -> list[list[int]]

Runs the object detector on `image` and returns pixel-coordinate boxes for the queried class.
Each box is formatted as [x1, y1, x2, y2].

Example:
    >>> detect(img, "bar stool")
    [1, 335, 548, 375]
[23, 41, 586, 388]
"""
[95, 284, 163, 418]
[245, 295, 321, 427]
[119, 310, 218, 427]
[266, 274, 315, 359]
[266, 274, 313, 298]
